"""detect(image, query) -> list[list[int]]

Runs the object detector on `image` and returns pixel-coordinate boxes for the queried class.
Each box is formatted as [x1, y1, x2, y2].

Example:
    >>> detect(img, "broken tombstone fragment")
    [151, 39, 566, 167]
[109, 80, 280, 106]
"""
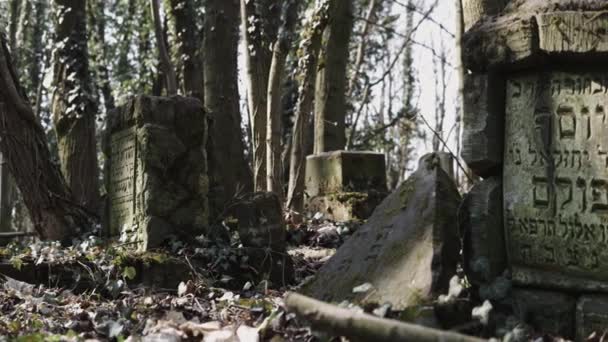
[304, 153, 461, 310]
[225, 192, 294, 286]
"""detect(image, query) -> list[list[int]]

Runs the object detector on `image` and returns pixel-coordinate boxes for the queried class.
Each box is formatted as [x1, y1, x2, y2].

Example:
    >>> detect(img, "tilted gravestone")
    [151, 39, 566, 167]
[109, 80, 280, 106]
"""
[305, 151, 387, 221]
[103, 95, 208, 251]
[304, 153, 461, 310]
[461, 1, 608, 338]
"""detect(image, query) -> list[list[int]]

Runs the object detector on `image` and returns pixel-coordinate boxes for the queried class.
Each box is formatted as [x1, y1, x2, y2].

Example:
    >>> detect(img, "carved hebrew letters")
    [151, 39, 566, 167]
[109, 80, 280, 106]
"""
[504, 71, 608, 284]
[109, 127, 138, 235]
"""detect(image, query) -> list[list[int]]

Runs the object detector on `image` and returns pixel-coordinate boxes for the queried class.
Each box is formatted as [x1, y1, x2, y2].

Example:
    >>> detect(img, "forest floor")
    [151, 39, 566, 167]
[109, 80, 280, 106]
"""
[0, 217, 358, 341]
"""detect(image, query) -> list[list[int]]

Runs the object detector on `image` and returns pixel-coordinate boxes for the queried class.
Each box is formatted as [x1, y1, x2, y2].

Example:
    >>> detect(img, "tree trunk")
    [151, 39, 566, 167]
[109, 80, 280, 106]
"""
[51, 0, 100, 216]
[0, 154, 14, 232]
[286, 2, 330, 212]
[8, 0, 20, 51]
[89, 0, 115, 111]
[168, 0, 204, 102]
[240, 0, 282, 191]
[0, 36, 91, 242]
[313, 0, 353, 154]
[150, 0, 177, 95]
[204, 0, 253, 219]
[266, 0, 299, 200]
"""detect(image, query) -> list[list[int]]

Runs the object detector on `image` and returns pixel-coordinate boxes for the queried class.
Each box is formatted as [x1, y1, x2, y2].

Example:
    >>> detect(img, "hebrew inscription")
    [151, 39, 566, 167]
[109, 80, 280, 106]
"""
[109, 127, 138, 235]
[504, 71, 608, 283]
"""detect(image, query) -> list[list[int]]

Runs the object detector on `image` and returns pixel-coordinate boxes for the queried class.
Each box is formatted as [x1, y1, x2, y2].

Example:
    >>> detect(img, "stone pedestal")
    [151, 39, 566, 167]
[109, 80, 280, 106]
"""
[103, 95, 208, 251]
[305, 151, 387, 221]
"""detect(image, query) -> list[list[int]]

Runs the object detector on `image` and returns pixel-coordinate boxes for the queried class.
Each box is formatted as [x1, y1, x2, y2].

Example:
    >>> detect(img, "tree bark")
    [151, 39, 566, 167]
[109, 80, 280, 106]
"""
[240, 0, 282, 191]
[284, 292, 485, 342]
[204, 0, 253, 219]
[89, 0, 115, 111]
[51, 0, 100, 216]
[286, 2, 330, 212]
[266, 0, 299, 200]
[150, 0, 177, 95]
[0, 36, 91, 242]
[168, 0, 204, 102]
[313, 0, 353, 153]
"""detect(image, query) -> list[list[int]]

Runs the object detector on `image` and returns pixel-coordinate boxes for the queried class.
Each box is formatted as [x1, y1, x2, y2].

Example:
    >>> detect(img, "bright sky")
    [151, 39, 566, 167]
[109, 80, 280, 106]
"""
[402, 0, 460, 173]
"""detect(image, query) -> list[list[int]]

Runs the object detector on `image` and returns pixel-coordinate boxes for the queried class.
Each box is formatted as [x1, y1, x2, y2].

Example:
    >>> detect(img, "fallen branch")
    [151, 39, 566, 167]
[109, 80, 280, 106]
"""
[0, 232, 36, 238]
[284, 292, 485, 342]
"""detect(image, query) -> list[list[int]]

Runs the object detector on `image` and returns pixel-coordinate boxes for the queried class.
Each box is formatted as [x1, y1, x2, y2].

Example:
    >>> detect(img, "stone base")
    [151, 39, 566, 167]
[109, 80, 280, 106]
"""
[577, 295, 608, 341]
[305, 150, 388, 221]
[512, 288, 576, 339]
[306, 191, 386, 222]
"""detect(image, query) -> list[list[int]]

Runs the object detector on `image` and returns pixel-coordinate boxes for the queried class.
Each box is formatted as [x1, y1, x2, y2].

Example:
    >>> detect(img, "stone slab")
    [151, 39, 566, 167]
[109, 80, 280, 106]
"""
[460, 176, 507, 285]
[305, 151, 387, 198]
[504, 70, 608, 291]
[304, 153, 461, 309]
[462, 73, 505, 177]
[538, 11, 608, 55]
[104, 96, 208, 251]
[464, 11, 608, 71]
[576, 295, 608, 341]
[512, 288, 576, 339]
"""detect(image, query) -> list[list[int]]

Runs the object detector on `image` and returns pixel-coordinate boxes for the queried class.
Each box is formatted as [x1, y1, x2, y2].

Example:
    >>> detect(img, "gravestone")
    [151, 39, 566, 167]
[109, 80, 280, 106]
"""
[504, 72, 608, 291]
[304, 153, 461, 310]
[103, 95, 208, 251]
[305, 151, 387, 221]
[461, 1, 608, 337]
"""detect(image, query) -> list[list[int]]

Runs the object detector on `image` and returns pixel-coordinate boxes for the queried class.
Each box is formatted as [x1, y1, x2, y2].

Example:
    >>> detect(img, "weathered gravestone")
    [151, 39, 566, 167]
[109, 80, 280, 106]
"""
[461, 1, 608, 338]
[305, 151, 387, 221]
[103, 95, 208, 251]
[304, 153, 461, 310]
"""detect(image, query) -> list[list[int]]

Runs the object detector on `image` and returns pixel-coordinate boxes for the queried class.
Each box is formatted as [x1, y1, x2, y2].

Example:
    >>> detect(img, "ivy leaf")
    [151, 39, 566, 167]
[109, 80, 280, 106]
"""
[122, 266, 136, 280]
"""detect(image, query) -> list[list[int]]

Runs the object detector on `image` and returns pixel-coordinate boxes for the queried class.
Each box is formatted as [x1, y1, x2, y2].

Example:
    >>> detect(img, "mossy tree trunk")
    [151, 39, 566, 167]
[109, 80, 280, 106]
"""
[286, 2, 330, 211]
[313, 0, 353, 154]
[0, 35, 91, 242]
[204, 0, 253, 218]
[51, 0, 100, 217]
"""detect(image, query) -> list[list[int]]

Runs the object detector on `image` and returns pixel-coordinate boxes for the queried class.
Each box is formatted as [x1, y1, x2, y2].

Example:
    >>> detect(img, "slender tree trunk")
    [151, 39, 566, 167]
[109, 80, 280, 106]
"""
[240, 0, 282, 191]
[89, 0, 115, 111]
[0, 36, 91, 242]
[313, 0, 353, 153]
[51, 0, 100, 216]
[346, 0, 377, 97]
[150, 0, 177, 95]
[8, 0, 20, 51]
[266, 0, 299, 200]
[286, 2, 330, 212]
[204, 0, 253, 219]
[168, 0, 204, 102]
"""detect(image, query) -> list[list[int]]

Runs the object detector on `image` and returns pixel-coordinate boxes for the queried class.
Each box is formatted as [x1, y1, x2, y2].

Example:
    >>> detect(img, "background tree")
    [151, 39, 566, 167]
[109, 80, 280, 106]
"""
[51, 0, 100, 216]
[313, 0, 353, 153]
[241, 0, 282, 191]
[205, 0, 253, 218]
[266, 0, 299, 200]
[286, 1, 331, 212]
[167, 0, 204, 101]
